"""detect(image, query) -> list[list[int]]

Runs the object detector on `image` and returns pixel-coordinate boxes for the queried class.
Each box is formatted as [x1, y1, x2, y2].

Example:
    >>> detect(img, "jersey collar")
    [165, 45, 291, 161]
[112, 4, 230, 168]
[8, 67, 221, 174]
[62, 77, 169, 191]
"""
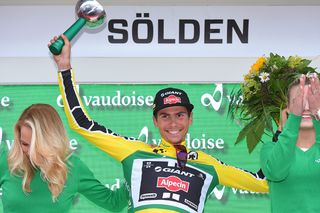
[159, 138, 187, 150]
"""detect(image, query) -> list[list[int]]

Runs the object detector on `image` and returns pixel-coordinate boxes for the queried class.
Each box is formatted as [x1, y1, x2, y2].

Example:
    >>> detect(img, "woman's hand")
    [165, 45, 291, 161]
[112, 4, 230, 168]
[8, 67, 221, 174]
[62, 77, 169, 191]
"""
[308, 73, 320, 119]
[288, 75, 306, 116]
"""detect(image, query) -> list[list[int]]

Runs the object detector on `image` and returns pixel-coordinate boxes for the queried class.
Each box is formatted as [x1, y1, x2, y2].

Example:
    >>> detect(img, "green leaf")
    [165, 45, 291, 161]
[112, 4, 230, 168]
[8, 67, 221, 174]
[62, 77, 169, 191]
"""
[227, 87, 242, 120]
[235, 120, 256, 145]
[246, 119, 265, 153]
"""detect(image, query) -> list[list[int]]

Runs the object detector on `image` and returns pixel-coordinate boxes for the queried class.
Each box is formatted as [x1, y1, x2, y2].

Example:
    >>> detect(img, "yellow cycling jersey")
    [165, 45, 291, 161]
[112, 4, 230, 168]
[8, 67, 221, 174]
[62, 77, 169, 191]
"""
[58, 69, 268, 213]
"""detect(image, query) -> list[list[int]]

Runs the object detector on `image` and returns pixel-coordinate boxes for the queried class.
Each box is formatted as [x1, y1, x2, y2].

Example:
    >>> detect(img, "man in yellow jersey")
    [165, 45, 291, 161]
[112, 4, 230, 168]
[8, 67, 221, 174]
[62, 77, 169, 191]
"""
[49, 35, 268, 213]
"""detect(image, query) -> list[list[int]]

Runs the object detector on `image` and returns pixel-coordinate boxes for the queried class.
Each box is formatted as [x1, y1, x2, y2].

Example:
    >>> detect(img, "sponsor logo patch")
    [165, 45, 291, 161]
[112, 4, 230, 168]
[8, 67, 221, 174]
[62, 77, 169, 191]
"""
[157, 176, 189, 192]
[164, 95, 181, 105]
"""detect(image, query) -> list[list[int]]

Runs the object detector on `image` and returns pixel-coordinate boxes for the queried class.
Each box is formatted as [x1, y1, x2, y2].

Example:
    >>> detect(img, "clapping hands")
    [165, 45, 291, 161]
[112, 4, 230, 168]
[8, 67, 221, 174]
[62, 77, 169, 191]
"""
[288, 73, 320, 118]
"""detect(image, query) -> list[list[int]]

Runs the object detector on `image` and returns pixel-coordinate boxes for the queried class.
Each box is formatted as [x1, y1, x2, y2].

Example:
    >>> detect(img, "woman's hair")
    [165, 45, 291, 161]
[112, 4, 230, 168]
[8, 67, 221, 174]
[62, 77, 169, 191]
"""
[8, 104, 71, 201]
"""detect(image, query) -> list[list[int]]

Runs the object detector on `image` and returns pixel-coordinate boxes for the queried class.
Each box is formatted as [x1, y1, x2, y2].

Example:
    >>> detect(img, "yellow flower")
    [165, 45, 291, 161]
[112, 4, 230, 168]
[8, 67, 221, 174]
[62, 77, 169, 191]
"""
[288, 56, 303, 68]
[244, 74, 251, 81]
[249, 57, 266, 74]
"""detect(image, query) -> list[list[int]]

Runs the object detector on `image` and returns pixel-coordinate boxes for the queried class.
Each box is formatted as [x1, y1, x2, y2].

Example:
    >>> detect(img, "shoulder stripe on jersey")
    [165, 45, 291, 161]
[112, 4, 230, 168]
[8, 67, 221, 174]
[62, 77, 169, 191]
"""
[217, 158, 266, 180]
[60, 70, 137, 141]
[60, 70, 111, 134]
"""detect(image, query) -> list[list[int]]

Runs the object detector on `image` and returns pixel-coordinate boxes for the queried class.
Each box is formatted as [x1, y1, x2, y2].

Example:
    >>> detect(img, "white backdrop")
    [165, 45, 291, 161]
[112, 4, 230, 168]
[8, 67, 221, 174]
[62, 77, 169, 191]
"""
[0, 5, 319, 83]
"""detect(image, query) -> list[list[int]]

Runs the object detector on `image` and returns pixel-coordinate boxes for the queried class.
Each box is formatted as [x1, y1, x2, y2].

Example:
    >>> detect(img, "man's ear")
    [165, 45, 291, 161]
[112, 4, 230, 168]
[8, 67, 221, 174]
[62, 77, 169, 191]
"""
[189, 112, 193, 125]
[153, 116, 158, 128]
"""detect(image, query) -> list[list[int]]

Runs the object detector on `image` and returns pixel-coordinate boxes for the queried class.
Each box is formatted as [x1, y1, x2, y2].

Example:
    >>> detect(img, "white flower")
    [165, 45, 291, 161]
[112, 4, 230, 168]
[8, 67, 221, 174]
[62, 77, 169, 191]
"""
[259, 72, 270, 83]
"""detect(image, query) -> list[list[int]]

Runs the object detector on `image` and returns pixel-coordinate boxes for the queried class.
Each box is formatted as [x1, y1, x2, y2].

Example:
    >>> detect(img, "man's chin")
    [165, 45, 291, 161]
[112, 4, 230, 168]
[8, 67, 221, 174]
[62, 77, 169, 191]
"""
[168, 140, 183, 145]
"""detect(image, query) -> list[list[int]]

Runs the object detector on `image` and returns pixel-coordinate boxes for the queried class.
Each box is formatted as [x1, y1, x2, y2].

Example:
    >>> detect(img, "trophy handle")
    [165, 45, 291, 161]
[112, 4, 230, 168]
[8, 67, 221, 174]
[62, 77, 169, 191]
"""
[49, 17, 86, 55]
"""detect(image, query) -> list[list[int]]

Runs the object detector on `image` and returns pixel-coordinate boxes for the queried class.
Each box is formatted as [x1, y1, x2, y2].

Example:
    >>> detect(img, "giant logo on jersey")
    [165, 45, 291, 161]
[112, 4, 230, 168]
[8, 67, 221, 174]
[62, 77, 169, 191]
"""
[154, 166, 195, 177]
[133, 160, 212, 212]
[157, 176, 190, 192]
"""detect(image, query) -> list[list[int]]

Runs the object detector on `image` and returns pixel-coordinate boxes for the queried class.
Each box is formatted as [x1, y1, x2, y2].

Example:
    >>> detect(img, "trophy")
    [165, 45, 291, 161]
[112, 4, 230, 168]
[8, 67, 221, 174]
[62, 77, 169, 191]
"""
[49, 0, 106, 55]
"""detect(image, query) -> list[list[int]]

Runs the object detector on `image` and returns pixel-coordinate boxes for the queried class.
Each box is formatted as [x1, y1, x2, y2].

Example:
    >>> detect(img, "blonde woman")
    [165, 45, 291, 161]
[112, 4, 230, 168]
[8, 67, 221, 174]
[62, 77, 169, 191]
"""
[0, 104, 128, 213]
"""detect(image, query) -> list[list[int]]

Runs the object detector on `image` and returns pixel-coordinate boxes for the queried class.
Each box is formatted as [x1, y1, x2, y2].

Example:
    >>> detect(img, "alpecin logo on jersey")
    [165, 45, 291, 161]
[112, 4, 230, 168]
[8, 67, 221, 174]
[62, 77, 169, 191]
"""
[164, 95, 181, 105]
[157, 176, 190, 192]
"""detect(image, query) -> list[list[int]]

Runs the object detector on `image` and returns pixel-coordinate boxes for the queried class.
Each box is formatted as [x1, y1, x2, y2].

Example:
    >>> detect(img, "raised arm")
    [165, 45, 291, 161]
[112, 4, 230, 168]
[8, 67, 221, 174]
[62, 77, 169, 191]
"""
[49, 35, 150, 162]
[260, 75, 307, 181]
[260, 114, 300, 181]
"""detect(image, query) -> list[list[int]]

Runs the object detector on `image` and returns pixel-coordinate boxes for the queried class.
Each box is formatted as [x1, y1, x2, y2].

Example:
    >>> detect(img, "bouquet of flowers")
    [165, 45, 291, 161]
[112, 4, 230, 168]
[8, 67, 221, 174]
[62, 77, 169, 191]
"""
[229, 53, 318, 153]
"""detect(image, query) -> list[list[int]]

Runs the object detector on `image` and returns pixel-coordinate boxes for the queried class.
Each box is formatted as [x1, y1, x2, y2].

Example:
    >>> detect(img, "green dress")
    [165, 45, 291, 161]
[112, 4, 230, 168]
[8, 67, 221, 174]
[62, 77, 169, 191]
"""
[261, 113, 320, 213]
[0, 147, 128, 213]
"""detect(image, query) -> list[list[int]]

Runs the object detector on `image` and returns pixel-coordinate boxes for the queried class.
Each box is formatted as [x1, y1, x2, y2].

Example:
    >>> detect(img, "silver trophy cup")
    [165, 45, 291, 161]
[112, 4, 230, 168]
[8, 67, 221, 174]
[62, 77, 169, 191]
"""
[49, 0, 106, 55]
